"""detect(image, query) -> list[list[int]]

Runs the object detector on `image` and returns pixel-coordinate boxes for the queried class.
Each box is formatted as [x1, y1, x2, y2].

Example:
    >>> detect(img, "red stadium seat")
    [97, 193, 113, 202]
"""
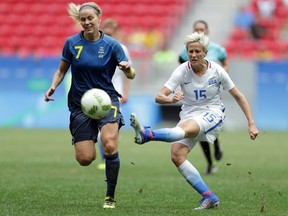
[224, 0, 288, 59]
[0, 2, 10, 13]
[229, 28, 250, 41]
[275, 6, 288, 18]
[12, 3, 27, 13]
[0, 0, 192, 56]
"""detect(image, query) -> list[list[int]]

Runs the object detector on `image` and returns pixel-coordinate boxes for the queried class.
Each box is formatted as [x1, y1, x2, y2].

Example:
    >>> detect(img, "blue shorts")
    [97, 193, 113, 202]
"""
[69, 97, 124, 144]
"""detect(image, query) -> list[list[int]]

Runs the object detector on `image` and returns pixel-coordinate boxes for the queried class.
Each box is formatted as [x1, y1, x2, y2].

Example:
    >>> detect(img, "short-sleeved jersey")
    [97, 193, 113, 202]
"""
[164, 61, 235, 113]
[179, 42, 227, 63]
[62, 31, 128, 112]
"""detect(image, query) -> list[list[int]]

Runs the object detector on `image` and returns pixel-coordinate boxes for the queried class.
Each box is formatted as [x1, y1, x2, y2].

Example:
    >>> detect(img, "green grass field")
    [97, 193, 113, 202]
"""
[0, 128, 287, 216]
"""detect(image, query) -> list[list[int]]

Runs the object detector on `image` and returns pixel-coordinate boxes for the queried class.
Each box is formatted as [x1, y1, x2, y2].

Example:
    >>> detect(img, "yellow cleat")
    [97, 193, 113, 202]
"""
[103, 196, 116, 209]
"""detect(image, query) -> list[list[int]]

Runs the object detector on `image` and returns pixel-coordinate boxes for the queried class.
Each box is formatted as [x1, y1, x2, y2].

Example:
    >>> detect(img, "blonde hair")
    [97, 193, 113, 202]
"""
[184, 32, 209, 52]
[101, 18, 118, 36]
[67, 2, 102, 22]
[102, 18, 118, 30]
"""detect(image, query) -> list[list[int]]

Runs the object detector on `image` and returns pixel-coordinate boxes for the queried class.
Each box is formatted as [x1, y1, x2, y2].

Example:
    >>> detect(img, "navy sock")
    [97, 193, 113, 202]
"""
[105, 152, 120, 198]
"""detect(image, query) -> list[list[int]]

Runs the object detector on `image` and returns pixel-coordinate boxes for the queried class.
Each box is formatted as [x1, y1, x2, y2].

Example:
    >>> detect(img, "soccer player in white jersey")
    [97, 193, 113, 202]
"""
[130, 32, 259, 210]
[97, 18, 132, 170]
[179, 20, 228, 174]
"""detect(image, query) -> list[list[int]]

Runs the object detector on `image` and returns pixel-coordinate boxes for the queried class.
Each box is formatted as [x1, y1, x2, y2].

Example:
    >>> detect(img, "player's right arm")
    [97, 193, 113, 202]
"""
[45, 60, 70, 102]
[155, 64, 186, 104]
[155, 86, 184, 104]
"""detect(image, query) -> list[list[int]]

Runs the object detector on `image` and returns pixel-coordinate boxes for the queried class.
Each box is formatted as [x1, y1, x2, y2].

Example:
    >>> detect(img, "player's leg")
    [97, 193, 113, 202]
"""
[171, 142, 220, 210]
[100, 122, 120, 209]
[97, 97, 123, 209]
[130, 113, 200, 144]
[74, 140, 96, 166]
[213, 137, 223, 161]
[199, 141, 217, 174]
[70, 111, 97, 166]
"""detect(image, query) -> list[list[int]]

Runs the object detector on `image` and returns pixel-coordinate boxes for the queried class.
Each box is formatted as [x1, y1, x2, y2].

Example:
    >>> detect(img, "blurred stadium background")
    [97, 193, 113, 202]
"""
[0, 0, 287, 131]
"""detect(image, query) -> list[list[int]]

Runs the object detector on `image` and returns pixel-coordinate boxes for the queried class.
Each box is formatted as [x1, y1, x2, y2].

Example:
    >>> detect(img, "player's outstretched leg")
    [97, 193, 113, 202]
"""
[130, 113, 153, 144]
[130, 113, 187, 144]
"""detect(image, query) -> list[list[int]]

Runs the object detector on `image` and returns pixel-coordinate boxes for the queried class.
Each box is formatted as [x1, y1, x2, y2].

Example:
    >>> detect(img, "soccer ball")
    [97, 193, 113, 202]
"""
[81, 88, 112, 120]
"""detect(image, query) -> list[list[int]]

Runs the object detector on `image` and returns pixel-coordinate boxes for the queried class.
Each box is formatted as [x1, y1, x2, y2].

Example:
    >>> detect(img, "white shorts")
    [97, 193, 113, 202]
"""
[175, 108, 225, 150]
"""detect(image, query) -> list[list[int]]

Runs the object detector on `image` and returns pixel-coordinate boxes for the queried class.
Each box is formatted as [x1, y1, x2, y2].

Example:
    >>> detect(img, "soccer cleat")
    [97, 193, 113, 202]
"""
[103, 196, 116, 209]
[130, 113, 153, 144]
[193, 194, 220, 210]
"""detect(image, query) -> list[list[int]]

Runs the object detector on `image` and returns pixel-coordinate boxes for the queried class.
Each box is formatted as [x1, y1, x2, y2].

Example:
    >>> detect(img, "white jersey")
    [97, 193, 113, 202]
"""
[112, 43, 131, 96]
[164, 61, 235, 114]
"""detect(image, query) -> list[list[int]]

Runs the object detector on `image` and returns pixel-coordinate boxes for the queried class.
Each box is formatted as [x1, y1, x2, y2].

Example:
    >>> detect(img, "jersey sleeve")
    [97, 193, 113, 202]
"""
[61, 39, 73, 63]
[164, 64, 186, 92]
[216, 64, 234, 91]
[122, 44, 132, 65]
[113, 41, 128, 63]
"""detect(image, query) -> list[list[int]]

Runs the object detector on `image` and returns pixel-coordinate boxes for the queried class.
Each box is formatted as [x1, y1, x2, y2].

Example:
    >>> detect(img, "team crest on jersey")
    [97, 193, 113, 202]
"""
[98, 46, 104, 58]
[208, 77, 217, 85]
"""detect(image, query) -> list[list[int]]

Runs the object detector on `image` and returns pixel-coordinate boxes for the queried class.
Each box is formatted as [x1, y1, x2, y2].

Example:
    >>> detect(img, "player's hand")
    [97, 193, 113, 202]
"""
[119, 61, 135, 79]
[248, 124, 259, 140]
[120, 96, 128, 104]
[171, 91, 184, 103]
[44, 87, 55, 102]
[118, 61, 130, 70]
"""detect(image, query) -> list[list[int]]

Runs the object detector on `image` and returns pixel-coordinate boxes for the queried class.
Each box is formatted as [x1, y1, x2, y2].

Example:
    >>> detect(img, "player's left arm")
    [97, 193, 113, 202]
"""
[229, 87, 259, 140]
[113, 42, 135, 79]
[118, 61, 135, 79]
[121, 76, 130, 104]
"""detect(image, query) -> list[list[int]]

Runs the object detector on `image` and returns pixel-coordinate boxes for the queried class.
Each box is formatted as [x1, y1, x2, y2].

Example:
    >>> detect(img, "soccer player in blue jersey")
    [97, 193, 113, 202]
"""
[179, 20, 228, 175]
[130, 32, 259, 210]
[44, 2, 135, 209]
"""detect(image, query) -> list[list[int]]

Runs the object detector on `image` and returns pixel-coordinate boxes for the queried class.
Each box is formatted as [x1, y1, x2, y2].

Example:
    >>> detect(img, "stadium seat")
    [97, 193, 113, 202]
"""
[12, 3, 26, 13]
[276, 5, 288, 17]
[0, 0, 192, 57]
[224, 0, 288, 60]
[229, 28, 250, 41]
[0, 2, 9, 13]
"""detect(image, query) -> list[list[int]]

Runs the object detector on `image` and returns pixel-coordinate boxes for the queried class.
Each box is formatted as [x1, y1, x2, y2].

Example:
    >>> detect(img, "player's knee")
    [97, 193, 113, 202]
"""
[76, 154, 95, 166]
[171, 153, 184, 167]
[102, 141, 117, 155]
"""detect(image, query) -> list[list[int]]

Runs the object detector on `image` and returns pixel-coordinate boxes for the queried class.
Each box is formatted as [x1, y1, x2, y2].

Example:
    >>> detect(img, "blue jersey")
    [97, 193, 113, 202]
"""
[179, 42, 227, 63]
[62, 31, 128, 112]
